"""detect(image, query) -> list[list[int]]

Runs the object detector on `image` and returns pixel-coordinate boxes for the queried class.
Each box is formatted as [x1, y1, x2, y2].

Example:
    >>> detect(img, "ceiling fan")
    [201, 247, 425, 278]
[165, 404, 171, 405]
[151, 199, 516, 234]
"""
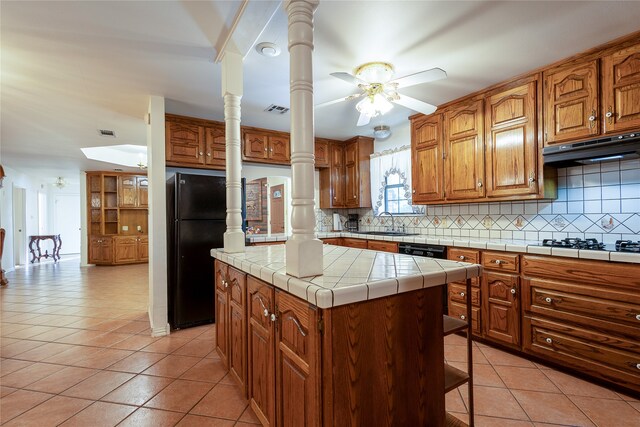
[320, 62, 447, 126]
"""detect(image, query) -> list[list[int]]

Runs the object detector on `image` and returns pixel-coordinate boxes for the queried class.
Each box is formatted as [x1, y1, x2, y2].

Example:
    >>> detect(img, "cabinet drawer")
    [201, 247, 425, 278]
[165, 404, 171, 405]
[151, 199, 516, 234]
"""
[367, 240, 398, 253]
[448, 283, 480, 307]
[448, 302, 481, 335]
[524, 316, 640, 393]
[215, 260, 228, 291]
[321, 238, 342, 246]
[228, 267, 246, 306]
[248, 276, 274, 330]
[341, 238, 367, 249]
[482, 251, 519, 272]
[448, 248, 480, 264]
[523, 277, 640, 339]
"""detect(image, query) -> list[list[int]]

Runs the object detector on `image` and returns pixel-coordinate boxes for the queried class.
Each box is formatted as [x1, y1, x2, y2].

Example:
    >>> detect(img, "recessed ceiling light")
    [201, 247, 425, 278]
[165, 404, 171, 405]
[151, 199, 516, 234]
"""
[256, 42, 281, 57]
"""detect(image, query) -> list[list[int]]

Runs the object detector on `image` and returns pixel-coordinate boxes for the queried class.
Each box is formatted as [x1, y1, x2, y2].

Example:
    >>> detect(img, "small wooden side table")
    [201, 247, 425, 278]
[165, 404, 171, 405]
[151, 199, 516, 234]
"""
[28, 235, 62, 263]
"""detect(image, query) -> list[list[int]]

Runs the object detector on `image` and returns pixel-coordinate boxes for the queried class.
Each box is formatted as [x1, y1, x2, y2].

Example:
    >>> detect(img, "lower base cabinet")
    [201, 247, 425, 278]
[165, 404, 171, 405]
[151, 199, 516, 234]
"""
[215, 259, 449, 426]
[90, 235, 148, 265]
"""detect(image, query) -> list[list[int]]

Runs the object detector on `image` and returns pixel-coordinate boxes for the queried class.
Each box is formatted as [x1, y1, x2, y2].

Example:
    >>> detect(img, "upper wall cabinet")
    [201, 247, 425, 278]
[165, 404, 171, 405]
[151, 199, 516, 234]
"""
[165, 114, 226, 170]
[444, 99, 485, 200]
[543, 60, 600, 145]
[314, 138, 331, 168]
[166, 119, 206, 166]
[242, 129, 290, 165]
[485, 79, 539, 198]
[411, 114, 444, 203]
[602, 41, 640, 134]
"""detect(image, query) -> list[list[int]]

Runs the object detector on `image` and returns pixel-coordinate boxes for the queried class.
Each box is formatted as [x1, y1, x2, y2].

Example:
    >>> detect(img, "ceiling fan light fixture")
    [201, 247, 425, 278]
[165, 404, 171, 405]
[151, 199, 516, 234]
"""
[354, 62, 395, 83]
[356, 94, 393, 117]
[373, 125, 392, 140]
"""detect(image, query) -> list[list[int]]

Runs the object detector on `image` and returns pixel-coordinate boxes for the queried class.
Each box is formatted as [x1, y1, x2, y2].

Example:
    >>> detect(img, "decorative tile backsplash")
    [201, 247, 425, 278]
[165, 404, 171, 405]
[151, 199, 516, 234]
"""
[317, 159, 640, 243]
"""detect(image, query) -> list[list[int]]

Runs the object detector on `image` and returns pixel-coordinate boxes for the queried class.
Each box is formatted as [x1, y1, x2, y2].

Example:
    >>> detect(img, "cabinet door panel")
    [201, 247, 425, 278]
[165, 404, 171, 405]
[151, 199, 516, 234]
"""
[137, 177, 148, 208]
[244, 133, 268, 160]
[205, 125, 226, 168]
[247, 277, 275, 427]
[544, 60, 599, 144]
[314, 139, 329, 168]
[166, 121, 205, 165]
[445, 100, 484, 200]
[483, 272, 520, 347]
[269, 135, 290, 162]
[412, 115, 444, 203]
[215, 261, 229, 367]
[330, 144, 345, 207]
[137, 237, 148, 262]
[228, 267, 246, 394]
[118, 176, 137, 207]
[603, 42, 640, 133]
[114, 237, 137, 264]
[485, 81, 538, 197]
[345, 163, 358, 207]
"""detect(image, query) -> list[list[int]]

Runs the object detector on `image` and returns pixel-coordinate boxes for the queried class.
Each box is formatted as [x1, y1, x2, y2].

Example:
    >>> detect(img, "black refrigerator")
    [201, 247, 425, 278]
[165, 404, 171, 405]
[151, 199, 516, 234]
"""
[167, 173, 245, 329]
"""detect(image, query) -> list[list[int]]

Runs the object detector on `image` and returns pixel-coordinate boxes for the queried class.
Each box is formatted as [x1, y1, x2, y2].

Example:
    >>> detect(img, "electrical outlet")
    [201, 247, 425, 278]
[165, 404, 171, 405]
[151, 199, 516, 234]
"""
[122, 225, 129, 231]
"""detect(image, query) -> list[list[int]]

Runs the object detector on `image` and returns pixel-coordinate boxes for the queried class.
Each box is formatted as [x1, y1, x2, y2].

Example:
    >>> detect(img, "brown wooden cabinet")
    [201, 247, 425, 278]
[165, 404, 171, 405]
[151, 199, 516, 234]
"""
[447, 248, 482, 336]
[87, 171, 148, 265]
[314, 138, 331, 168]
[521, 255, 640, 394]
[204, 124, 226, 168]
[118, 176, 148, 208]
[485, 80, 539, 198]
[543, 60, 600, 144]
[411, 114, 444, 203]
[602, 41, 640, 134]
[243, 130, 290, 165]
[215, 260, 248, 396]
[444, 99, 485, 200]
[366, 240, 398, 253]
[89, 236, 113, 265]
[165, 119, 206, 166]
[319, 137, 373, 209]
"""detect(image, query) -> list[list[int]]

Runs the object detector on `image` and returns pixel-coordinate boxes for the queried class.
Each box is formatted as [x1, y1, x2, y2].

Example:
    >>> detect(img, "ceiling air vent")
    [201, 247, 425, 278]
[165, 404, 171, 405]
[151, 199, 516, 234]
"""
[98, 129, 116, 137]
[264, 104, 289, 115]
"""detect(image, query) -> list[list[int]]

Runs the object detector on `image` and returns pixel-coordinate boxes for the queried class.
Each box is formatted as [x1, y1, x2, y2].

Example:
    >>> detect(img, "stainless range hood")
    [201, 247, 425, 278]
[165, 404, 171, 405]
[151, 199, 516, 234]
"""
[543, 132, 640, 167]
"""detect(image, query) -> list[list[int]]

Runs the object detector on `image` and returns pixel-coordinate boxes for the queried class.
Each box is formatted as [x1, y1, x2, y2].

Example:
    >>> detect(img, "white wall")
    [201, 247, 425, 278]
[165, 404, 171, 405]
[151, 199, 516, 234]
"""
[373, 121, 410, 153]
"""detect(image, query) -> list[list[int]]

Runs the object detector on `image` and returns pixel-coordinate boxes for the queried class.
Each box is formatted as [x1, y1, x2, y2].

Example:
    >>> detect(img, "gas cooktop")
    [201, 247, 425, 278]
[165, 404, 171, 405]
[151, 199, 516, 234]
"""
[540, 238, 640, 252]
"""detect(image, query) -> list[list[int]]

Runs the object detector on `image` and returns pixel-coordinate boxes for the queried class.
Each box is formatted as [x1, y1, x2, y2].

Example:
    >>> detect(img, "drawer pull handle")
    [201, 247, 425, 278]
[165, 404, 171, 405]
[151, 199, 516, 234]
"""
[460, 315, 466, 320]
[545, 338, 553, 344]
[460, 292, 465, 297]
[636, 314, 640, 321]
[458, 255, 465, 260]
[545, 297, 553, 303]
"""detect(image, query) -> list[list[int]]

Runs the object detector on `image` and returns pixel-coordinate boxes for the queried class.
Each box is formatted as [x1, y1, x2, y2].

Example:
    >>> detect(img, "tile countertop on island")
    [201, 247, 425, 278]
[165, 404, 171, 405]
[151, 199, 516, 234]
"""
[245, 231, 640, 264]
[211, 244, 481, 309]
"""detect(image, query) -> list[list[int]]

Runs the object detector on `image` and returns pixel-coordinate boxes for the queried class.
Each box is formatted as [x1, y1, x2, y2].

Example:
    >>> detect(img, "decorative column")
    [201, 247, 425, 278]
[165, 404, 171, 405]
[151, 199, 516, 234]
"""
[285, 0, 322, 278]
[222, 51, 245, 253]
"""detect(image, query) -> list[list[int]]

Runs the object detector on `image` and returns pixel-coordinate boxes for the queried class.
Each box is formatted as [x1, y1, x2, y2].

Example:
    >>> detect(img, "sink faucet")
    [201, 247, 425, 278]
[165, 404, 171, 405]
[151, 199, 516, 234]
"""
[378, 211, 395, 232]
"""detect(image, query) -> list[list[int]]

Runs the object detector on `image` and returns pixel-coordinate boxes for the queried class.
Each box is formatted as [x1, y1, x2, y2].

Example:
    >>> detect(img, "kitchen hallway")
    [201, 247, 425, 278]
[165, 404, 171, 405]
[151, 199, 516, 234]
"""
[0, 261, 638, 426]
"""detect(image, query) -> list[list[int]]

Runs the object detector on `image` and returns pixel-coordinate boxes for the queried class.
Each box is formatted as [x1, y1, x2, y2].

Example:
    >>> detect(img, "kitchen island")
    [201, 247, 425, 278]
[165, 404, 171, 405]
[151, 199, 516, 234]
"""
[211, 244, 482, 427]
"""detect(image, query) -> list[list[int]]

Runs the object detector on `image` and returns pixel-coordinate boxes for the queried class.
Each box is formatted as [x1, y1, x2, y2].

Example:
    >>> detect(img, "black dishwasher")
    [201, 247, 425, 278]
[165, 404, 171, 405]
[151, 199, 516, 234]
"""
[398, 242, 448, 311]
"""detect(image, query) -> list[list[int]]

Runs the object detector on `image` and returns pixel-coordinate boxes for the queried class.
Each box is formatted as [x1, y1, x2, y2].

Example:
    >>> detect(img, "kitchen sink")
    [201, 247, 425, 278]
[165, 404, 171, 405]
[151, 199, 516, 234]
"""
[351, 231, 418, 236]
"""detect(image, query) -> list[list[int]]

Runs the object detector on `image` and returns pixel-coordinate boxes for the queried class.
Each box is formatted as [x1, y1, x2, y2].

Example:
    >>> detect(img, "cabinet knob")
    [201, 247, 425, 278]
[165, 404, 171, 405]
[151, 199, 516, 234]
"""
[636, 363, 640, 370]
[353, 195, 356, 199]
[412, 189, 416, 194]
[207, 152, 211, 157]
[458, 255, 465, 260]
[270, 148, 273, 152]
[545, 297, 553, 304]
[477, 181, 483, 188]
[494, 259, 503, 265]
[199, 151, 203, 156]
[588, 110, 596, 128]
[224, 280, 228, 288]
[529, 177, 535, 183]
[635, 314, 640, 321]
[545, 337, 553, 344]
[270, 313, 277, 322]
[460, 315, 466, 320]
[263, 308, 269, 318]
[510, 288, 516, 295]
[605, 111, 613, 118]
[460, 292, 465, 297]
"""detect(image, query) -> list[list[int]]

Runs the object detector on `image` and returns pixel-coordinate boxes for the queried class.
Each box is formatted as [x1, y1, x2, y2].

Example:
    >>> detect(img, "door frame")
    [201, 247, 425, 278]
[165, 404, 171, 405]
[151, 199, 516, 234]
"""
[12, 186, 26, 266]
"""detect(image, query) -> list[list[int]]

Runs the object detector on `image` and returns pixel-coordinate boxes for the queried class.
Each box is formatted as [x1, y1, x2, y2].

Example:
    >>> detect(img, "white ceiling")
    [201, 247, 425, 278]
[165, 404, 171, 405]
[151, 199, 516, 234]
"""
[3, 1, 640, 184]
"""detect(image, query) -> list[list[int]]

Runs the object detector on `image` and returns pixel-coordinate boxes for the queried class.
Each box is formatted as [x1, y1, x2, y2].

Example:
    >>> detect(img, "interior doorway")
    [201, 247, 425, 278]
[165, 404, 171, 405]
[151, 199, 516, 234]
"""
[12, 187, 26, 266]
[270, 184, 285, 233]
[53, 194, 81, 254]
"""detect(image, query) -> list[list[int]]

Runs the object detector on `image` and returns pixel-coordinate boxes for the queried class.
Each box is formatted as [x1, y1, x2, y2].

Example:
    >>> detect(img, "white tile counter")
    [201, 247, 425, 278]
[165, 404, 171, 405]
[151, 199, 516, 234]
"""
[211, 244, 481, 309]
[245, 232, 640, 264]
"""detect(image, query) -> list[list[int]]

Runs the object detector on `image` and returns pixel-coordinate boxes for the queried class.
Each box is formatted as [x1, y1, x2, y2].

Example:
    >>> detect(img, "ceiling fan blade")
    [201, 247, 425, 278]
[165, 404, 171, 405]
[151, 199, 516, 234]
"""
[315, 93, 363, 108]
[330, 72, 366, 86]
[356, 112, 371, 127]
[392, 94, 438, 115]
[390, 68, 447, 89]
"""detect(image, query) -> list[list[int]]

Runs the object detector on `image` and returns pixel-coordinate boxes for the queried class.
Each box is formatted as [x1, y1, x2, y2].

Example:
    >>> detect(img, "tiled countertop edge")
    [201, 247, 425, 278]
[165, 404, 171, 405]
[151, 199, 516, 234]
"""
[211, 247, 482, 309]
[246, 232, 640, 264]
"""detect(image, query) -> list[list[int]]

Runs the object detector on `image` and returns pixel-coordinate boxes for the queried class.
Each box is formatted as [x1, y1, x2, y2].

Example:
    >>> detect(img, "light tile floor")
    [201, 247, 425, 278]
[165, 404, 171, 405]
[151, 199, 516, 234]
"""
[1, 259, 639, 426]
